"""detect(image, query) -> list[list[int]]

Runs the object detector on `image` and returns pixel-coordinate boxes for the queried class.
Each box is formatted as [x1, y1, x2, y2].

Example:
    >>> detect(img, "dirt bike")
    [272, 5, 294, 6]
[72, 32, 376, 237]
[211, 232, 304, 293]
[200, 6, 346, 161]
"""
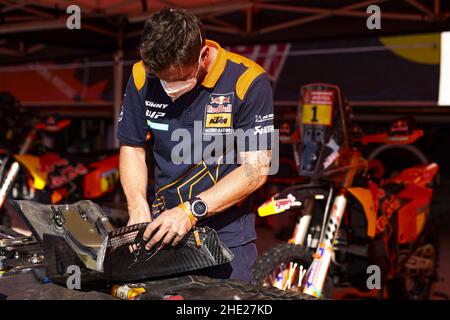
[252, 83, 439, 300]
[0, 109, 122, 226]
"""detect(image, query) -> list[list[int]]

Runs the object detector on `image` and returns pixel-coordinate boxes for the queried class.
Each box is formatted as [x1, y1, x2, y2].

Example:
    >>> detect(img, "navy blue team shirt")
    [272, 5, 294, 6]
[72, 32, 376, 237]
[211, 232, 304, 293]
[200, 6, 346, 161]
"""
[117, 40, 274, 248]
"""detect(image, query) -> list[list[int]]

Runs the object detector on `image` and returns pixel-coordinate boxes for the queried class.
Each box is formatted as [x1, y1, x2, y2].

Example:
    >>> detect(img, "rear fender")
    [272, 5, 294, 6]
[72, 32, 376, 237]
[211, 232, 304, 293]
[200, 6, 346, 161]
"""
[384, 163, 439, 187]
[397, 184, 433, 243]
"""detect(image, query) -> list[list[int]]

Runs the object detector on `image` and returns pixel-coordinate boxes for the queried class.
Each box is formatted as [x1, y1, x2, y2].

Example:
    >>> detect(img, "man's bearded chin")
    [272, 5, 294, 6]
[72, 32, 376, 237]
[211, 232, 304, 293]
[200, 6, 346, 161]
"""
[196, 67, 207, 84]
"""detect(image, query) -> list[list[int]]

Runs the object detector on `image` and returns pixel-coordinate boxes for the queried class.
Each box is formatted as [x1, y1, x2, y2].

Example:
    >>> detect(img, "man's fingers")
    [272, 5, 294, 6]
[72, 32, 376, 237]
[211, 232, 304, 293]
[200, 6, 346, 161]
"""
[171, 225, 191, 247]
[128, 243, 141, 253]
[171, 234, 185, 247]
[145, 226, 168, 250]
[160, 228, 177, 248]
[143, 219, 162, 240]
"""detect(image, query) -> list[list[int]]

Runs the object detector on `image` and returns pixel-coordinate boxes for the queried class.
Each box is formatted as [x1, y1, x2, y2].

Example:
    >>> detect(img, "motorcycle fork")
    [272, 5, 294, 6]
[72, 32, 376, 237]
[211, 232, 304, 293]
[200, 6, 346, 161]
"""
[0, 129, 36, 209]
[302, 191, 348, 298]
[0, 162, 21, 208]
[289, 199, 314, 246]
[289, 186, 334, 247]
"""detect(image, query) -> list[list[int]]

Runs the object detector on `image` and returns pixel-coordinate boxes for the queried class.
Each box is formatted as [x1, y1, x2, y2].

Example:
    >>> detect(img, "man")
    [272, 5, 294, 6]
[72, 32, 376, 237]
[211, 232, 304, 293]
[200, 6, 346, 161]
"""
[117, 8, 274, 282]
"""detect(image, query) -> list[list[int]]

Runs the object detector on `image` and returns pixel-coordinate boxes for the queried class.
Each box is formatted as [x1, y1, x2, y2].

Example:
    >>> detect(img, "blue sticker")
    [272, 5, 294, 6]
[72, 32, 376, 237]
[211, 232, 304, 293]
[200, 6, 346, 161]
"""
[147, 120, 169, 131]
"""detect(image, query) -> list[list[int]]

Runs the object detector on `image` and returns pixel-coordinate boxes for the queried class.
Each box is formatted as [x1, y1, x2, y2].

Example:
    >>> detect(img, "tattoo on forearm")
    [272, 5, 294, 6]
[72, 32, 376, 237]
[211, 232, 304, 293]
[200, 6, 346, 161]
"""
[245, 163, 261, 188]
[242, 150, 271, 188]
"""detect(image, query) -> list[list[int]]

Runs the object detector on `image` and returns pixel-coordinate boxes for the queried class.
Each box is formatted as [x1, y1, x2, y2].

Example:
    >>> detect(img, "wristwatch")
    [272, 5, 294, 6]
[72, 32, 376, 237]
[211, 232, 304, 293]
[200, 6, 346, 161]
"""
[189, 197, 208, 220]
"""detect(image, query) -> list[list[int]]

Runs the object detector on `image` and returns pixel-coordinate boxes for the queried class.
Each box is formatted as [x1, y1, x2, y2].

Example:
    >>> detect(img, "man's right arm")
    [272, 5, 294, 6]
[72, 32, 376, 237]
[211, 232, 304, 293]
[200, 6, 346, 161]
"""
[117, 67, 151, 225]
[119, 145, 151, 225]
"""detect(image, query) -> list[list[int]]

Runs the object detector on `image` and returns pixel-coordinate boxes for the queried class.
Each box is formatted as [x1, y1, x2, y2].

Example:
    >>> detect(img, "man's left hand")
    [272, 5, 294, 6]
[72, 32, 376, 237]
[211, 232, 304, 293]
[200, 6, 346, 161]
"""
[143, 202, 193, 250]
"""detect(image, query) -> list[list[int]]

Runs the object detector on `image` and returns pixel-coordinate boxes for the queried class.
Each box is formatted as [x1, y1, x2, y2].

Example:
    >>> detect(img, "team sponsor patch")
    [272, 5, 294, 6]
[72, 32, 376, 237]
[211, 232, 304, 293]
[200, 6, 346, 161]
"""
[147, 120, 169, 131]
[207, 104, 232, 113]
[255, 113, 274, 123]
[204, 92, 234, 134]
[118, 106, 123, 122]
[145, 101, 168, 109]
[146, 110, 166, 119]
[205, 113, 231, 128]
[254, 125, 274, 135]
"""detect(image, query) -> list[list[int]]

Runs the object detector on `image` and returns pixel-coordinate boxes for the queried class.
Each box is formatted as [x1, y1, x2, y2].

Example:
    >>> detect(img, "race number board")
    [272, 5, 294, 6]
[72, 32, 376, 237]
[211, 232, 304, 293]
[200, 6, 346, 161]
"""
[301, 89, 334, 126]
[302, 104, 333, 126]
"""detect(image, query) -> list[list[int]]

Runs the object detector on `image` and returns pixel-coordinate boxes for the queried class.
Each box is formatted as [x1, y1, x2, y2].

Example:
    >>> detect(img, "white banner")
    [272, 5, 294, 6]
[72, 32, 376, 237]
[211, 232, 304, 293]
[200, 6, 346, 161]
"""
[439, 32, 450, 106]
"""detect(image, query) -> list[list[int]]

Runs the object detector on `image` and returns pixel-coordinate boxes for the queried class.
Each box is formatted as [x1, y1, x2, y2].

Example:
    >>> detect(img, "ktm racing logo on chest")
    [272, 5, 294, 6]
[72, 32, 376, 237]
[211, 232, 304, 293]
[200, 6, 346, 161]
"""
[206, 113, 231, 127]
[204, 93, 234, 134]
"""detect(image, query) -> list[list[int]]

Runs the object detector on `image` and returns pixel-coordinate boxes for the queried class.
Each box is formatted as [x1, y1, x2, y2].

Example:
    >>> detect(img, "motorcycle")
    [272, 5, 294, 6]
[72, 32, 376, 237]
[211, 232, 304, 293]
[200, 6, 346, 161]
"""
[252, 83, 439, 299]
[0, 95, 122, 226]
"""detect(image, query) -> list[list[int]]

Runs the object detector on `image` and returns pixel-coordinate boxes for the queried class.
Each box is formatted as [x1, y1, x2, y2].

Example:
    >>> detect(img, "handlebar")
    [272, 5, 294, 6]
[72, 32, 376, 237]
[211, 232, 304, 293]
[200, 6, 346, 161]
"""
[360, 129, 424, 145]
[34, 119, 71, 133]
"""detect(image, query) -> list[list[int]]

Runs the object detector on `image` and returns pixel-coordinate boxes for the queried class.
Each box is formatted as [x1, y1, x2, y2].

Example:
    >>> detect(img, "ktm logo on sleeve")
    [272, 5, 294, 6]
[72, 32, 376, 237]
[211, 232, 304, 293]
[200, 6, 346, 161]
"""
[205, 113, 231, 128]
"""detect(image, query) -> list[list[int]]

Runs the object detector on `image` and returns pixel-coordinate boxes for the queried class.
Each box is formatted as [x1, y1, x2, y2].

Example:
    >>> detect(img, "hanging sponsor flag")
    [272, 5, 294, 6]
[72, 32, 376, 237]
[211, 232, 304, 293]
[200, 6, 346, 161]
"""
[226, 43, 291, 82]
[0, 61, 110, 102]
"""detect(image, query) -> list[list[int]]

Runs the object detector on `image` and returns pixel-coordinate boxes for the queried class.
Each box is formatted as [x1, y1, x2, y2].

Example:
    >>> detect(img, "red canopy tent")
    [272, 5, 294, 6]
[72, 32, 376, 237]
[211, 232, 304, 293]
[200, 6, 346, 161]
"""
[0, 0, 449, 147]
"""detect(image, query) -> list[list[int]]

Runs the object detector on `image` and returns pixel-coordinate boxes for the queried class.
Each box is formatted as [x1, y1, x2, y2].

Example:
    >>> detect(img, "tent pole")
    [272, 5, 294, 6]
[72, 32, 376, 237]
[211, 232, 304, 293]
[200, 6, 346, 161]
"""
[112, 29, 124, 149]
[112, 49, 123, 149]
[435, 0, 441, 17]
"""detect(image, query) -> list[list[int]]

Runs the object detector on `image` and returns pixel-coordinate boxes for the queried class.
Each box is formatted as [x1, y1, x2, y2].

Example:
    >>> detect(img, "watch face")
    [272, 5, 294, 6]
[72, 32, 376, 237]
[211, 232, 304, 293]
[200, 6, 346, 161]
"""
[192, 199, 207, 217]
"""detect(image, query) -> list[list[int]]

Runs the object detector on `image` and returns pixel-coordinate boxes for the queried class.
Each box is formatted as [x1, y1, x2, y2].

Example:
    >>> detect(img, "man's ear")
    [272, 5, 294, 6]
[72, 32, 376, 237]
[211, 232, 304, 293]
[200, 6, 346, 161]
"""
[200, 46, 209, 65]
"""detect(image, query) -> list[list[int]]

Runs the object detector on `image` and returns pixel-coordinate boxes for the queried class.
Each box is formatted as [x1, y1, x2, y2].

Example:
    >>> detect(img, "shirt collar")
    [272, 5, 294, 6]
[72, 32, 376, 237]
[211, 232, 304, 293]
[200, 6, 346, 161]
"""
[201, 39, 227, 88]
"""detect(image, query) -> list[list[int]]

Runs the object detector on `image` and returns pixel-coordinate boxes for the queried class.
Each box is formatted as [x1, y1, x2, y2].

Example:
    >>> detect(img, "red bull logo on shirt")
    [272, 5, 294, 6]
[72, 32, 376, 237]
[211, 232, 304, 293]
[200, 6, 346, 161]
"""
[210, 95, 231, 104]
[204, 93, 234, 134]
[206, 104, 232, 113]
[206, 94, 233, 113]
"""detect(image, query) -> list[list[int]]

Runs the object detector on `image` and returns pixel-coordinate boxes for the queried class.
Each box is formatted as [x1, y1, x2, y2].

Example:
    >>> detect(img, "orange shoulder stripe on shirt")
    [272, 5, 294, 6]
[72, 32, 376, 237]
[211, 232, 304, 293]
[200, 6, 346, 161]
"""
[132, 60, 146, 92]
[226, 52, 265, 101]
[202, 40, 227, 88]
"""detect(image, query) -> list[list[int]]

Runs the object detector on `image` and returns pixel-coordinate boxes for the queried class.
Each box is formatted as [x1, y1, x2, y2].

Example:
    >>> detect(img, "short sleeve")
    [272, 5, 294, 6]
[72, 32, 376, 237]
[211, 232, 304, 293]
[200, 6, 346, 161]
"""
[236, 73, 274, 152]
[116, 74, 148, 146]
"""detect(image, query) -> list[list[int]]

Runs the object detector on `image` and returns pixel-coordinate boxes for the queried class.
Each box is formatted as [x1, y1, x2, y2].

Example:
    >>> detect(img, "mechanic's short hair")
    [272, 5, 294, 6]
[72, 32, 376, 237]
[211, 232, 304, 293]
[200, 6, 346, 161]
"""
[140, 8, 205, 73]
